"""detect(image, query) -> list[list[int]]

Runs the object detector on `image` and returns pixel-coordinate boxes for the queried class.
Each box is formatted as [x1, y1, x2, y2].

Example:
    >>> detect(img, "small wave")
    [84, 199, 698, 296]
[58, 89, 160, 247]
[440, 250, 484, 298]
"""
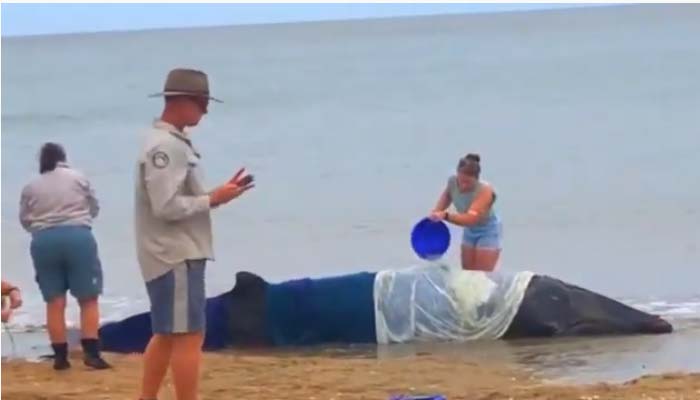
[3, 295, 148, 333]
[2, 112, 80, 125]
[628, 299, 700, 319]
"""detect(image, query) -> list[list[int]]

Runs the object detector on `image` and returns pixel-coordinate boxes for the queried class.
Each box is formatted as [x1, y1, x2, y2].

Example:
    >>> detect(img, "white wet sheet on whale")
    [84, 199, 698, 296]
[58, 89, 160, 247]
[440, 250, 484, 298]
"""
[374, 264, 534, 343]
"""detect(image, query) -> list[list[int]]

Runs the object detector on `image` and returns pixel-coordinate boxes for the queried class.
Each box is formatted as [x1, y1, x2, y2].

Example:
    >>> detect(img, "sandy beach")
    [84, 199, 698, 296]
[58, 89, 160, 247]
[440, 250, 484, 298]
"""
[2, 351, 700, 400]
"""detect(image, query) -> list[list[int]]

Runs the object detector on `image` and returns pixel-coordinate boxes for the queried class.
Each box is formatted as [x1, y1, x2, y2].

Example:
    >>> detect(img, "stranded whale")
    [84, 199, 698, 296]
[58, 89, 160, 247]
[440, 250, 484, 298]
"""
[98, 265, 672, 353]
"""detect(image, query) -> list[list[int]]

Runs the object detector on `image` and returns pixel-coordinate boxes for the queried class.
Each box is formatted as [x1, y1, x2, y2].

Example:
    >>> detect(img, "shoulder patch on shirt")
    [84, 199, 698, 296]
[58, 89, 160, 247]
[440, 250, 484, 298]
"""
[151, 151, 170, 169]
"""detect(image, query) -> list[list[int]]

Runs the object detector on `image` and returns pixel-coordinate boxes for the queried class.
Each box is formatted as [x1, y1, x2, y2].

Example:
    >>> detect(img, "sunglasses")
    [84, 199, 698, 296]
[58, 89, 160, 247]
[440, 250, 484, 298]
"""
[189, 96, 209, 113]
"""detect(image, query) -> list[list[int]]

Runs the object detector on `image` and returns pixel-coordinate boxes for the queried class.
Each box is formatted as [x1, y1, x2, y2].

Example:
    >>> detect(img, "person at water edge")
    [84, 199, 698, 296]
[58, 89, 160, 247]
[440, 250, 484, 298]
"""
[2, 280, 23, 323]
[18, 142, 111, 370]
[428, 153, 502, 271]
[135, 68, 254, 400]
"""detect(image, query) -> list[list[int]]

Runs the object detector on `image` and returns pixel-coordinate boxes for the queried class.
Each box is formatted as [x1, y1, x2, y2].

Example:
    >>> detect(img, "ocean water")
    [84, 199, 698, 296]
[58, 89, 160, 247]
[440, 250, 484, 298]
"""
[2, 4, 699, 376]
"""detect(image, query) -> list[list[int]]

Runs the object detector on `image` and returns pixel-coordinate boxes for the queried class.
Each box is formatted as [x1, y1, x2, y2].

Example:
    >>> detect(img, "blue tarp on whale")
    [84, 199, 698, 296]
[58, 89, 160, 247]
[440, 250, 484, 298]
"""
[98, 266, 672, 353]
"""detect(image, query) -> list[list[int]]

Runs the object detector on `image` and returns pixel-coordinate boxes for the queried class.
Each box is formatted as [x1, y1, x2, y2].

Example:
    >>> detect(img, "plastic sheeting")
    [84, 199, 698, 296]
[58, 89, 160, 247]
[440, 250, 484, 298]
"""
[374, 264, 534, 344]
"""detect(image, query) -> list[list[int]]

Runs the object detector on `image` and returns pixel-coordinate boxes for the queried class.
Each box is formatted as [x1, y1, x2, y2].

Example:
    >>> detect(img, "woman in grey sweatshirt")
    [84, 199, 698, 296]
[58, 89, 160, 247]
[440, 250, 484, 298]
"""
[19, 142, 110, 370]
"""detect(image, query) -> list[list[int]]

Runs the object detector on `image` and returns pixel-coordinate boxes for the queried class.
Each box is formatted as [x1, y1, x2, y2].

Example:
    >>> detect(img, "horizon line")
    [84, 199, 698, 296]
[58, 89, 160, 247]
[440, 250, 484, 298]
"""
[1, 3, 619, 39]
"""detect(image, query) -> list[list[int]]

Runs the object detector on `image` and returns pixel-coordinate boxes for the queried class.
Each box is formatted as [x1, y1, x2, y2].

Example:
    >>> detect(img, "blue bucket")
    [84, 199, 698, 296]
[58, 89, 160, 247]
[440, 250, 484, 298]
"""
[410, 218, 451, 260]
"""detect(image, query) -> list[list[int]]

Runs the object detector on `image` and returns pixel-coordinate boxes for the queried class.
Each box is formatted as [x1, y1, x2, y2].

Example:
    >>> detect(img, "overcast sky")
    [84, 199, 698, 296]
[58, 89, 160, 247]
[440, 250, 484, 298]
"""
[1, 3, 608, 37]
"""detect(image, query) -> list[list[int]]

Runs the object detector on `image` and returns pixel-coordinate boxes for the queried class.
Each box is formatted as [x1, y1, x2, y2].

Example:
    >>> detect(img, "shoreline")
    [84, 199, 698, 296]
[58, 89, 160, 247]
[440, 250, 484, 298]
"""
[4, 326, 700, 386]
[3, 352, 700, 400]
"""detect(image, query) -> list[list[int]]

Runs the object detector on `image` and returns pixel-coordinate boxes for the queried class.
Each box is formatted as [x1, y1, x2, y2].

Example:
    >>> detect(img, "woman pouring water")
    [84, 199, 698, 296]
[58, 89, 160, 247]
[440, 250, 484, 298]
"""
[428, 153, 502, 271]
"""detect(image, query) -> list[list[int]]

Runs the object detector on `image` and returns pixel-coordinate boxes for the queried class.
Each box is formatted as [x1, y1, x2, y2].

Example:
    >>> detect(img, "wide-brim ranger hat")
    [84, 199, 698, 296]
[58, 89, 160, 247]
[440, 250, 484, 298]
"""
[148, 68, 223, 103]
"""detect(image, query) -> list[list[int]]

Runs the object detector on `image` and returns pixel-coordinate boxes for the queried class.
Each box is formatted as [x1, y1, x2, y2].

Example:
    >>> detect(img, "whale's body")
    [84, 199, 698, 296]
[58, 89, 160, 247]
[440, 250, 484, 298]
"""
[99, 266, 672, 353]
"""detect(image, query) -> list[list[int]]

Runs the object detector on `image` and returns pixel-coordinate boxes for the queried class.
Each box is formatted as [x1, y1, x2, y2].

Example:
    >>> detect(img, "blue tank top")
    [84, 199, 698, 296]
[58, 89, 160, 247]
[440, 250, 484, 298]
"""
[447, 176, 499, 227]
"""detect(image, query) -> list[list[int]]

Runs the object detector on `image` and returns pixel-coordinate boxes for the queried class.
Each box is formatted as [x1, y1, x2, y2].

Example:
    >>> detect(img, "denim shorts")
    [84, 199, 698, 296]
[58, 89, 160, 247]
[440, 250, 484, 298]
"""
[145, 260, 206, 335]
[30, 225, 103, 302]
[462, 219, 503, 250]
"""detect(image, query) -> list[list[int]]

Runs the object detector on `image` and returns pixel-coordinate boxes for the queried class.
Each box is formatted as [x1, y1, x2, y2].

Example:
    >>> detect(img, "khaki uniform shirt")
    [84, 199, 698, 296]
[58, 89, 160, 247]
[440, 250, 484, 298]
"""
[134, 120, 213, 282]
[19, 162, 99, 233]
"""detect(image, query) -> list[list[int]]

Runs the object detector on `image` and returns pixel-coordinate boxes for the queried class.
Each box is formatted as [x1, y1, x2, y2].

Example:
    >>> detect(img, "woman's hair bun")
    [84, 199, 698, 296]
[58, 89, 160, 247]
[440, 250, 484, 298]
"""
[465, 153, 480, 163]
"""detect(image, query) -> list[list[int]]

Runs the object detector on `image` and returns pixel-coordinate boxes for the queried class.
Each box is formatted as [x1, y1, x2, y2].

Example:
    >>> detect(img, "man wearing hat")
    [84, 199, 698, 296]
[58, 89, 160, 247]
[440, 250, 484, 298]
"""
[134, 68, 254, 400]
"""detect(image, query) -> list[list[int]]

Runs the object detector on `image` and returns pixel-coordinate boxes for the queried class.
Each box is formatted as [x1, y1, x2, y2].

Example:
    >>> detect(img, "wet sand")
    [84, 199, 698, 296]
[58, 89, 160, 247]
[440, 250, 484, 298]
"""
[2, 351, 700, 400]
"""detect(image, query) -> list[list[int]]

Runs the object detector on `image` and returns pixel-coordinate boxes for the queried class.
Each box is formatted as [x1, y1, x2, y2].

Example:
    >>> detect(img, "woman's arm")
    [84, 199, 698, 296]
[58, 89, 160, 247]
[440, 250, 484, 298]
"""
[445, 185, 495, 227]
[77, 172, 100, 219]
[432, 186, 452, 212]
[18, 186, 33, 232]
[428, 185, 453, 222]
[85, 180, 100, 219]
